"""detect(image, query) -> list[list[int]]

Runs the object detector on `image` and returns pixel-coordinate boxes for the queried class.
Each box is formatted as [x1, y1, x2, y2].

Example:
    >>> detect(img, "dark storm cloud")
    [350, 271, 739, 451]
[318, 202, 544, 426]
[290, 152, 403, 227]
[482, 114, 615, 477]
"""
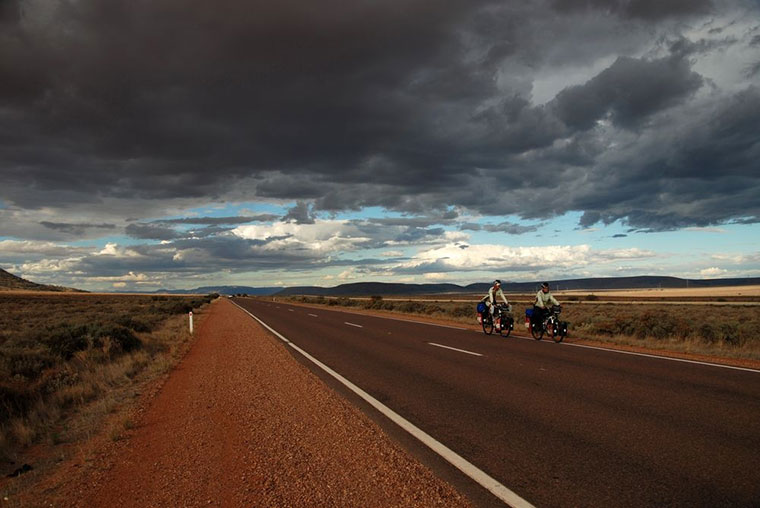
[550, 0, 713, 20]
[458, 221, 539, 234]
[125, 223, 180, 241]
[282, 201, 316, 225]
[0, 0, 758, 236]
[159, 215, 278, 225]
[39, 221, 116, 235]
[484, 222, 541, 235]
[365, 213, 459, 228]
[552, 55, 703, 130]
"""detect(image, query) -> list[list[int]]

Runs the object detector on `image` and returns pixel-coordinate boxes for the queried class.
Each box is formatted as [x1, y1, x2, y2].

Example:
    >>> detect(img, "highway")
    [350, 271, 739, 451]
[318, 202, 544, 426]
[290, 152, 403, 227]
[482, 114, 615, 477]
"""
[233, 298, 760, 507]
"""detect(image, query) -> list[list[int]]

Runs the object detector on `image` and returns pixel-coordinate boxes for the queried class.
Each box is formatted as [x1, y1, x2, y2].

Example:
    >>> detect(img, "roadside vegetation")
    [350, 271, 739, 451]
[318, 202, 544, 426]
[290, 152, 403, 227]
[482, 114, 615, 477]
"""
[283, 295, 760, 361]
[0, 293, 217, 462]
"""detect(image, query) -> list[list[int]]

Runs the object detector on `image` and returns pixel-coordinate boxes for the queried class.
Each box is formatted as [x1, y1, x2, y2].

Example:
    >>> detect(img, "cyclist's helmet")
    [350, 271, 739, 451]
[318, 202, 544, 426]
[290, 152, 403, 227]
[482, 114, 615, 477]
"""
[493, 279, 501, 286]
[541, 282, 550, 290]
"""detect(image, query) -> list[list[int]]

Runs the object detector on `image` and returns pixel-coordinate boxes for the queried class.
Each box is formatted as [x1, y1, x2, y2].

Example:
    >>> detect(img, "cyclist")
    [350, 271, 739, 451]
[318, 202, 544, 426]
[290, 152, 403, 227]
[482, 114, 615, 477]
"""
[481, 279, 510, 324]
[533, 282, 560, 326]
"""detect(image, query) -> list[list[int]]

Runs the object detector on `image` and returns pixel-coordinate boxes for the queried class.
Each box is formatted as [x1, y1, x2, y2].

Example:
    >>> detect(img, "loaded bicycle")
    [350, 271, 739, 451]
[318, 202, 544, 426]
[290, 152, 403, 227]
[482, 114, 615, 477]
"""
[528, 305, 568, 342]
[480, 303, 514, 337]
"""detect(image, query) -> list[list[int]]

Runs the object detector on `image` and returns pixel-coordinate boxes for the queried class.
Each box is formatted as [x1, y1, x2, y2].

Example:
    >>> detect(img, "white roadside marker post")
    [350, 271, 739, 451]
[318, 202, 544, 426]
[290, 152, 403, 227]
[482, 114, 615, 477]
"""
[189, 311, 194, 334]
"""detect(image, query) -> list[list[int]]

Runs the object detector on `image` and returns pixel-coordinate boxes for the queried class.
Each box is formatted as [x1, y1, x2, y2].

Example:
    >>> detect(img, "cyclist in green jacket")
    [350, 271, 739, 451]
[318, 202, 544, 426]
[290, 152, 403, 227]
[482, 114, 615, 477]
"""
[533, 282, 560, 325]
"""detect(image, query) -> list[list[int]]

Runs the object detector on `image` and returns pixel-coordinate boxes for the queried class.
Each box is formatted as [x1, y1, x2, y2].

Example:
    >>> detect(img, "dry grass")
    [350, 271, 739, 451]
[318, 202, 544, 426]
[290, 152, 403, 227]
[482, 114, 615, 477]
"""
[0, 293, 217, 462]
[568, 285, 760, 298]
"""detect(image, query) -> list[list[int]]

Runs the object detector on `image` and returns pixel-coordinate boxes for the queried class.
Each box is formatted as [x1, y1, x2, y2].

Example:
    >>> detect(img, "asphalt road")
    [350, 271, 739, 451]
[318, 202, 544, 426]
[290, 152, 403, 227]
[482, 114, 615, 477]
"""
[233, 298, 760, 507]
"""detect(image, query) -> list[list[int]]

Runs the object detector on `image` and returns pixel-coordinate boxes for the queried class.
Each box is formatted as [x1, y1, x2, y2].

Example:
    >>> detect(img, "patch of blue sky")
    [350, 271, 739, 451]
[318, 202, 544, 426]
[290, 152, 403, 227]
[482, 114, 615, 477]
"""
[66, 235, 153, 248]
[330, 206, 406, 222]
[625, 222, 760, 256]
[459, 212, 585, 247]
[165, 201, 286, 222]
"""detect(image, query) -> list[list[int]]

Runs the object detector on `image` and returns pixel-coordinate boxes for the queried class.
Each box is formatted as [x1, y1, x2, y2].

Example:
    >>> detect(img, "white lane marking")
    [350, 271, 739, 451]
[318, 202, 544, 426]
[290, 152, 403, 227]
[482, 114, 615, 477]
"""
[345, 322, 363, 328]
[231, 301, 534, 508]
[492, 331, 760, 373]
[336, 309, 468, 330]
[288, 308, 294, 312]
[308, 313, 319, 317]
[562, 342, 760, 373]
[428, 342, 483, 357]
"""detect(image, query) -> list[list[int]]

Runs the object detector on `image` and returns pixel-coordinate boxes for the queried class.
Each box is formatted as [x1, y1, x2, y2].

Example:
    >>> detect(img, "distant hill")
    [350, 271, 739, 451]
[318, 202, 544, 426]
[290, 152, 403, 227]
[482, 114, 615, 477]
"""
[0, 268, 82, 292]
[275, 282, 466, 297]
[274, 276, 760, 297]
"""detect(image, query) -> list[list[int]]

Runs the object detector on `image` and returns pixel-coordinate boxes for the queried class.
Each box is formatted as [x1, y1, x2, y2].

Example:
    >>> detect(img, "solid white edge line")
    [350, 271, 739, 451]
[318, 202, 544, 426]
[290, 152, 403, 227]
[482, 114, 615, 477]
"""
[230, 300, 534, 508]
[345, 322, 363, 328]
[495, 332, 760, 374]
[562, 342, 760, 373]
[428, 342, 483, 357]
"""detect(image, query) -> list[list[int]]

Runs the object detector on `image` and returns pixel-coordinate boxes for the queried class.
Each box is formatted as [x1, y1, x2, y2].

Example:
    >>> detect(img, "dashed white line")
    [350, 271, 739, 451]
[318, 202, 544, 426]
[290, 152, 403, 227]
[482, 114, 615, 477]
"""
[308, 313, 319, 317]
[428, 342, 483, 357]
[345, 322, 363, 328]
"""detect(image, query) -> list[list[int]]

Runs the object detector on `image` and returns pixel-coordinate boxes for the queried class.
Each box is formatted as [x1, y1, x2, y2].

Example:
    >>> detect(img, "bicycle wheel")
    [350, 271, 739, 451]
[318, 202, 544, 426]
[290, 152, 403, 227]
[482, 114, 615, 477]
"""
[499, 317, 512, 338]
[482, 315, 494, 335]
[541, 317, 551, 340]
[554, 322, 567, 343]
[530, 320, 543, 340]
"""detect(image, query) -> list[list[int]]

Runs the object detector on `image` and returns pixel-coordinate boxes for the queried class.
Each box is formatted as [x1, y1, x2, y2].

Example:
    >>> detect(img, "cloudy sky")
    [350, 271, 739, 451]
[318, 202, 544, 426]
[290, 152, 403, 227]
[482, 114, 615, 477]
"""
[1, 0, 759, 291]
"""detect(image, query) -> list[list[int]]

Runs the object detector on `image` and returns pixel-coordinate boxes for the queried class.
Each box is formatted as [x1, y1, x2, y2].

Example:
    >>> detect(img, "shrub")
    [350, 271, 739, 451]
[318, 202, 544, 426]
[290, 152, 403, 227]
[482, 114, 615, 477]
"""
[0, 381, 36, 421]
[96, 326, 142, 353]
[115, 315, 153, 333]
[0, 348, 56, 380]
[43, 324, 92, 360]
[450, 305, 473, 318]
[424, 304, 446, 315]
[397, 301, 424, 314]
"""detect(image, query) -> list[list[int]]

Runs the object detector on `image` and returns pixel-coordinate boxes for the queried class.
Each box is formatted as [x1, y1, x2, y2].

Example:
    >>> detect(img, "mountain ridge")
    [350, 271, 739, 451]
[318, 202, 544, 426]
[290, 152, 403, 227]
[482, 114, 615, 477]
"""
[0, 268, 83, 292]
[273, 276, 760, 296]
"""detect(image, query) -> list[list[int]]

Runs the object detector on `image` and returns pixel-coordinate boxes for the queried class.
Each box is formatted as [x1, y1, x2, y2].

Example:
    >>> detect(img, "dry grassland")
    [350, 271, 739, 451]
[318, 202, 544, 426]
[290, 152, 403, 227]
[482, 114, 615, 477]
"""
[0, 292, 217, 465]
[559, 285, 760, 298]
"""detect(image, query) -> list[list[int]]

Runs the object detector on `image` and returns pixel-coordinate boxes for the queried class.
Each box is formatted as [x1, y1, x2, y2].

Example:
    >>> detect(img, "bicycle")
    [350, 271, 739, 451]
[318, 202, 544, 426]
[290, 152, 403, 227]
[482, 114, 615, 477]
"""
[529, 305, 567, 342]
[482, 303, 514, 337]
